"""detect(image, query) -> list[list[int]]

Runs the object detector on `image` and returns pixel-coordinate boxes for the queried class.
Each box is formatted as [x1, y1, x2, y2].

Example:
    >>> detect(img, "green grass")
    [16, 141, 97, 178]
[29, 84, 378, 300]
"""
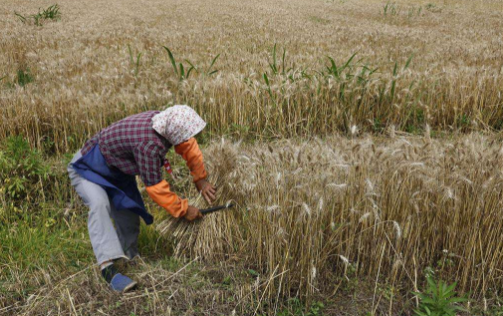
[162, 46, 220, 81]
[0, 199, 180, 310]
[383, 2, 398, 16]
[0, 216, 91, 271]
[16, 68, 34, 87]
[15, 4, 61, 26]
[0, 205, 92, 303]
[127, 44, 143, 77]
[413, 274, 468, 316]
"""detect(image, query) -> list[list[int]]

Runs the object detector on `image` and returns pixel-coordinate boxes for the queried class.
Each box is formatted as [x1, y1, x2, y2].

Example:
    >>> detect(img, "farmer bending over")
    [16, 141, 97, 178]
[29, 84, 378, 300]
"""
[67, 105, 216, 292]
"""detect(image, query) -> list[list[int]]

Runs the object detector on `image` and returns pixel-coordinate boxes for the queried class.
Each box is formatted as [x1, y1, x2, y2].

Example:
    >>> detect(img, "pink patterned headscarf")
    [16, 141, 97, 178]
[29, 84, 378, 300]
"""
[152, 105, 206, 145]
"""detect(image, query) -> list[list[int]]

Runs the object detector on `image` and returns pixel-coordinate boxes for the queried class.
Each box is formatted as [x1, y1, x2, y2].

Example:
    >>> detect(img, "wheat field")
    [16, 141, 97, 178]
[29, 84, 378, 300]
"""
[1, 0, 503, 314]
[2, 134, 503, 314]
[2, 0, 503, 151]
[168, 134, 503, 306]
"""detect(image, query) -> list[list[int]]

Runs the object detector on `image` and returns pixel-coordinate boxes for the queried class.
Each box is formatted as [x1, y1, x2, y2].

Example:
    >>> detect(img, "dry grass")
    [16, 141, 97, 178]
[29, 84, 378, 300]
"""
[0, 256, 246, 315]
[2, 0, 503, 151]
[159, 133, 503, 309]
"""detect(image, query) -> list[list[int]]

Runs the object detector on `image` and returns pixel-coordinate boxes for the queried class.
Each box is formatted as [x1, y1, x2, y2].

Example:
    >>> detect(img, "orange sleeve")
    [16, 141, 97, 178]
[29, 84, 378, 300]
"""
[174, 137, 208, 183]
[146, 180, 188, 218]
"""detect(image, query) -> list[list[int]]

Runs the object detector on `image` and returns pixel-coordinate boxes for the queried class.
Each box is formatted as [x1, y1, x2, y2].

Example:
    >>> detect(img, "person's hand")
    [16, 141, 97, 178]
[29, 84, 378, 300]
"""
[195, 179, 217, 204]
[184, 205, 202, 221]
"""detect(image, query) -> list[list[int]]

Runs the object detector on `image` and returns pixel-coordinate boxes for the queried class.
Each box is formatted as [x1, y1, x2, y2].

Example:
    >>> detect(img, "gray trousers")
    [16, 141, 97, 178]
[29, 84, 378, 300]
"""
[67, 151, 140, 265]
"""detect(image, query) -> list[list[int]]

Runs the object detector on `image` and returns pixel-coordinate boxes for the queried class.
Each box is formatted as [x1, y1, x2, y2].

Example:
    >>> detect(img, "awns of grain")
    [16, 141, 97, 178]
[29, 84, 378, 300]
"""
[2, 0, 503, 152]
[158, 134, 503, 304]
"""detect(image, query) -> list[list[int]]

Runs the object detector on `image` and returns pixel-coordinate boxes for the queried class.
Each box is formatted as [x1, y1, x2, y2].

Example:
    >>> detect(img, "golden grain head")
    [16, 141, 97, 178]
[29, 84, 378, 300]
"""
[154, 134, 503, 301]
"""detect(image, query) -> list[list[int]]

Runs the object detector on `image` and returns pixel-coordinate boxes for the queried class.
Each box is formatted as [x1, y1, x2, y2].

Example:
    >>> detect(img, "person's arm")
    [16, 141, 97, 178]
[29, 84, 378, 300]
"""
[134, 142, 199, 219]
[174, 137, 207, 182]
[175, 138, 216, 204]
[145, 180, 188, 218]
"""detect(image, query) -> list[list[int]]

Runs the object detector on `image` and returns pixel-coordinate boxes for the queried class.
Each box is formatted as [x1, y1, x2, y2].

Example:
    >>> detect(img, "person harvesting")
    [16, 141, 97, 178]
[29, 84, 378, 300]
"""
[67, 105, 216, 292]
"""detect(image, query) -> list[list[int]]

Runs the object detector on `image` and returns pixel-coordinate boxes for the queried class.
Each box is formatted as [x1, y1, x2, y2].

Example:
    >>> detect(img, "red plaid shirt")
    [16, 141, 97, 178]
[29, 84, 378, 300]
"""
[81, 111, 171, 186]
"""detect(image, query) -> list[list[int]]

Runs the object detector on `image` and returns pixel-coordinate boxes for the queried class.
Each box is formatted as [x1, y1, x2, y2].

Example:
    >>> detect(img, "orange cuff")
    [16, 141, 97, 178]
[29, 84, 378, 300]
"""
[174, 137, 208, 183]
[146, 180, 188, 218]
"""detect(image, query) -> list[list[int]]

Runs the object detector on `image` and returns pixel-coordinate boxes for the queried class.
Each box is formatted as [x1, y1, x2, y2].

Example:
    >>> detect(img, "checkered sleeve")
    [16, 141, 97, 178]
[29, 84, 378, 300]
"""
[133, 141, 164, 186]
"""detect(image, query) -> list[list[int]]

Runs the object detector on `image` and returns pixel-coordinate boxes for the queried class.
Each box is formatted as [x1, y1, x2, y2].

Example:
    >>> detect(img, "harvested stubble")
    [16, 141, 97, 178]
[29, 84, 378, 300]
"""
[2, 0, 503, 152]
[158, 134, 503, 305]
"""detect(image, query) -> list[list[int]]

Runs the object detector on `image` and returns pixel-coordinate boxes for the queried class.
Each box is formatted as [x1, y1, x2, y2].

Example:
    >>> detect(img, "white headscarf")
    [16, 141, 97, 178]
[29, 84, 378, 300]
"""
[152, 105, 206, 145]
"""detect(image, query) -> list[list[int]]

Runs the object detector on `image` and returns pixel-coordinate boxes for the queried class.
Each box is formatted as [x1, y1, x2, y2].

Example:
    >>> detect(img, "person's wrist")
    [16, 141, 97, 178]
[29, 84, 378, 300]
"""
[180, 201, 189, 217]
[195, 178, 207, 190]
[184, 205, 201, 220]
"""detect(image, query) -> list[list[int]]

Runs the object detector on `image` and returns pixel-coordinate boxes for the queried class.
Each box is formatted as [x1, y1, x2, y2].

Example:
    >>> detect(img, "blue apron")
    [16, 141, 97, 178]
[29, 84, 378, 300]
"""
[72, 144, 153, 225]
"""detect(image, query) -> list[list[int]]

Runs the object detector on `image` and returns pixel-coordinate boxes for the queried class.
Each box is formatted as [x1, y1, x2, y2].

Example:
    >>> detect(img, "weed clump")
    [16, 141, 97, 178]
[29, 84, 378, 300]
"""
[0, 136, 52, 202]
[413, 274, 468, 316]
[15, 67, 34, 86]
[15, 4, 61, 26]
[163, 46, 220, 81]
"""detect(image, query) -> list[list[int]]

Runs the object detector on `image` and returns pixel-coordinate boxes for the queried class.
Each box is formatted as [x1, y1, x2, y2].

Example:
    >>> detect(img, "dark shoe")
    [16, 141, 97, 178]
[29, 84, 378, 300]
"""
[109, 273, 138, 293]
[101, 264, 137, 293]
